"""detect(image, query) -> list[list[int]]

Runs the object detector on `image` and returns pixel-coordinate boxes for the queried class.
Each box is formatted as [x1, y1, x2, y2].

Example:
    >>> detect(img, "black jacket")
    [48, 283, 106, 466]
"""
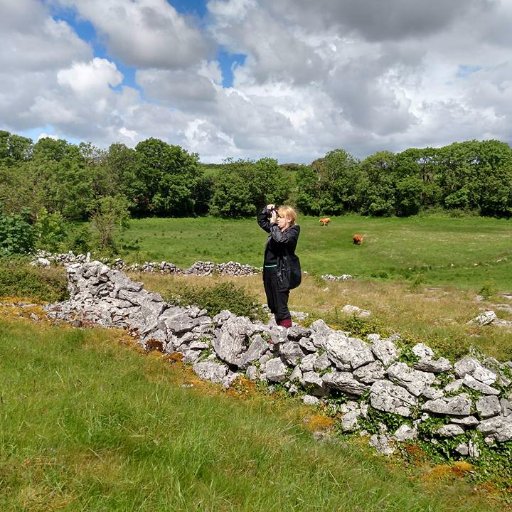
[257, 207, 301, 291]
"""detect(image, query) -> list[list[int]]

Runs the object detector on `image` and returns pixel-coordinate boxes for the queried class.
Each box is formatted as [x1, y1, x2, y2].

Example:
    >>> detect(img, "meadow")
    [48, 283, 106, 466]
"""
[125, 213, 512, 290]
[0, 314, 506, 511]
[124, 213, 512, 361]
[2, 213, 512, 510]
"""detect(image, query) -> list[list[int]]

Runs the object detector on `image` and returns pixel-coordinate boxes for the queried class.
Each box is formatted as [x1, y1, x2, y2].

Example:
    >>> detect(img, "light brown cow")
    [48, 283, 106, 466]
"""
[353, 233, 364, 245]
[319, 217, 331, 226]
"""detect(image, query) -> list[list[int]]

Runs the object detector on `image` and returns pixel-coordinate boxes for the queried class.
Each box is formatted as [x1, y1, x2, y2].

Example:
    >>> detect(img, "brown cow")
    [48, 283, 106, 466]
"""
[319, 217, 331, 226]
[353, 233, 364, 245]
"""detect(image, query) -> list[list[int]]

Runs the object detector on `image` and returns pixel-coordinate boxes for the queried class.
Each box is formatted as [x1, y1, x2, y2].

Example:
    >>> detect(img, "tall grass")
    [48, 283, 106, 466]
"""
[0, 317, 503, 511]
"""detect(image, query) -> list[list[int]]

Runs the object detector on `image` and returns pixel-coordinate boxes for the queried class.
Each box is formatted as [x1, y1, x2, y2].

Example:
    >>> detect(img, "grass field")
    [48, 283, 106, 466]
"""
[0, 314, 507, 512]
[120, 213, 512, 362]
[125, 213, 512, 291]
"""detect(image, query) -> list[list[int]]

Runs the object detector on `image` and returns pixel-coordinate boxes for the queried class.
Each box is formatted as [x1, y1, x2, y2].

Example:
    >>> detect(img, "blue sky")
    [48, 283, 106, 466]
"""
[1, 0, 512, 162]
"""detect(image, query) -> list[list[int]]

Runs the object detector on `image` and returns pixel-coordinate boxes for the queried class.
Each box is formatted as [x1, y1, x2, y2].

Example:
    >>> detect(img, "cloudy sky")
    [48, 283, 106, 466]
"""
[1, 0, 512, 163]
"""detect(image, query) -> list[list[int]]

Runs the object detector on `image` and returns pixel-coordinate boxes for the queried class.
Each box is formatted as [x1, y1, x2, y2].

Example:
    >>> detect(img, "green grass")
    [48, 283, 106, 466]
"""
[0, 317, 504, 511]
[124, 214, 512, 291]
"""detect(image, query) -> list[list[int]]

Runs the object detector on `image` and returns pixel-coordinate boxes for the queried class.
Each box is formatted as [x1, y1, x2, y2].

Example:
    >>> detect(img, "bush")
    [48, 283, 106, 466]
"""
[164, 281, 266, 321]
[0, 258, 68, 302]
[0, 211, 35, 255]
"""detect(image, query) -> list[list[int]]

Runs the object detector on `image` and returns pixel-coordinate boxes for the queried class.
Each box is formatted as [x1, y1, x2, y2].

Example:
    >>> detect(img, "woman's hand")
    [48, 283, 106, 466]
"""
[270, 210, 278, 224]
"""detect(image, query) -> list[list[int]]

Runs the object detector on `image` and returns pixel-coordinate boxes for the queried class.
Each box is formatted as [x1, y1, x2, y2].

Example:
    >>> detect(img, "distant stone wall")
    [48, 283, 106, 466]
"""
[32, 251, 260, 276]
[45, 262, 512, 458]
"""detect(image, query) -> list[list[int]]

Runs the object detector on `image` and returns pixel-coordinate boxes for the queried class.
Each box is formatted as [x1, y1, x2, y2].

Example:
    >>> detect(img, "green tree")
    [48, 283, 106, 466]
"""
[133, 138, 203, 216]
[296, 149, 360, 215]
[357, 151, 396, 216]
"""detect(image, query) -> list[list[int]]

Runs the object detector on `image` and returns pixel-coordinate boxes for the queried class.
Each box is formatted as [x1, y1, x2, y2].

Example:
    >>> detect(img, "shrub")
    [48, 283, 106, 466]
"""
[164, 281, 266, 321]
[0, 211, 35, 255]
[0, 258, 68, 302]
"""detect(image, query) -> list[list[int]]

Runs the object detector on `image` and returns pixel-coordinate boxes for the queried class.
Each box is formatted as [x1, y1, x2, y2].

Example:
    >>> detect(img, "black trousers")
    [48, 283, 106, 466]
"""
[263, 267, 290, 321]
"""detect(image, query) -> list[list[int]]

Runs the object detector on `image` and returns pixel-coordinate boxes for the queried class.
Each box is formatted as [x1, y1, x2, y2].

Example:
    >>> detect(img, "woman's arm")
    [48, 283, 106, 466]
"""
[270, 224, 300, 245]
[257, 205, 274, 233]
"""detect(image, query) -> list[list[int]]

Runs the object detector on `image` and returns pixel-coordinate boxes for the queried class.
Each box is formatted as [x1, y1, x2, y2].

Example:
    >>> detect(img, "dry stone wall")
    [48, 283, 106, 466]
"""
[45, 262, 512, 458]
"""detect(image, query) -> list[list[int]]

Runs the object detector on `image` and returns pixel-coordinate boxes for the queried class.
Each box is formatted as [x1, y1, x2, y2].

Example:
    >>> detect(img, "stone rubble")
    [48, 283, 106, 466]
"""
[45, 262, 512, 459]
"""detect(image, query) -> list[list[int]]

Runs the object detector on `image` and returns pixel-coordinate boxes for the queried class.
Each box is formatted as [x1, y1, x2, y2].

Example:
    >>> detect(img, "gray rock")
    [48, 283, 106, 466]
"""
[212, 317, 254, 367]
[412, 343, 435, 359]
[463, 375, 500, 396]
[393, 424, 418, 442]
[192, 361, 228, 384]
[369, 380, 418, 417]
[386, 362, 436, 397]
[421, 386, 445, 400]
[451, 416, 480, 427]
[454, 357, 497, 384]
[444, 379, 464, 393]
[279, 341, 305, 366]
[353, 360, 386, 384]
[302, 371, 326, 396]
[241, 335, 269, 366]
[264, 358, 288, 383]
[414, 357, 452, 374]
[455, 442, 469, 456]
[298, 337, 316, 352]
[476, 396, 502, 418]
[341, 410, 361, 432]
[371, 338, 399, 367]
[477, 415, 512, 442]
[222, 372, 239, 388]
[322, 371, 370, 397]
[309, 319, 332, 337]
[436, 424, 465, 437]
[288, 366, 303, 382]
[303, 395, 320, 406]
[313, 352, 331, 372]
[501, 398, 512, 417]
[300, 353, 317, 372]
[287, 325, 311, 340]
[471, 310, 497, 326]
[182, 349, 202, 364]
[342, 304, 371, 317]
[422, 394, 472, 416]
[324, 332, 375, 369]
[369, 434, 395, 455]
[246, 365, 259, 381]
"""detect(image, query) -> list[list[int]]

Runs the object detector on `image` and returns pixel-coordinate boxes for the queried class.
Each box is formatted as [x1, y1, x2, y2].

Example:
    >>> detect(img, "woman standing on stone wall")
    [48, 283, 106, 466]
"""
[257, 204, 301, 328]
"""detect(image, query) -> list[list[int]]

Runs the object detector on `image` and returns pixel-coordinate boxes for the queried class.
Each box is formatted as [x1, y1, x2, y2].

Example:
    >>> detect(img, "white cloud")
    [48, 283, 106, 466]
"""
[58, 58, 123, 96]
[52, 0, 211, 69]
[1, 0, 512, 163]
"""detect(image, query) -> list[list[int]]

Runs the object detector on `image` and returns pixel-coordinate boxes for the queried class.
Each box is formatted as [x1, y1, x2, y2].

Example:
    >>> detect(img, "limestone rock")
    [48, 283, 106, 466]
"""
[322, 371, 370, 397]
[193, 361, 228, 384]
[477, 415, 512, 442]
[386, 362, 436, 397]
[324, 332, 375, 370]
[476, 396, 502, 418]
[371, 338, 399, 367]
[422, 394, 472, 416]
[369, 434, 395, 455]
[436, 424, 465, 437]
[369, 380, 418, 417]
[463, 375, 500, 396]
[264, 358, 288, 383]
[353, 360, 386, 384]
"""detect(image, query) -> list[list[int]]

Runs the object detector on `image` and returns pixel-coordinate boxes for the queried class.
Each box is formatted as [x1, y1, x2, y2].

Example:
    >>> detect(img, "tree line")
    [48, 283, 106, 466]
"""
[2, 130, 512, 227]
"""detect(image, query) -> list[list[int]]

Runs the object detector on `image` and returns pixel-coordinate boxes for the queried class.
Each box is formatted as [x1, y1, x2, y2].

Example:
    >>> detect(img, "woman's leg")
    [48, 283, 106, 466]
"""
[263, 269, 277, 314]
[274, 289, 292, 327]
